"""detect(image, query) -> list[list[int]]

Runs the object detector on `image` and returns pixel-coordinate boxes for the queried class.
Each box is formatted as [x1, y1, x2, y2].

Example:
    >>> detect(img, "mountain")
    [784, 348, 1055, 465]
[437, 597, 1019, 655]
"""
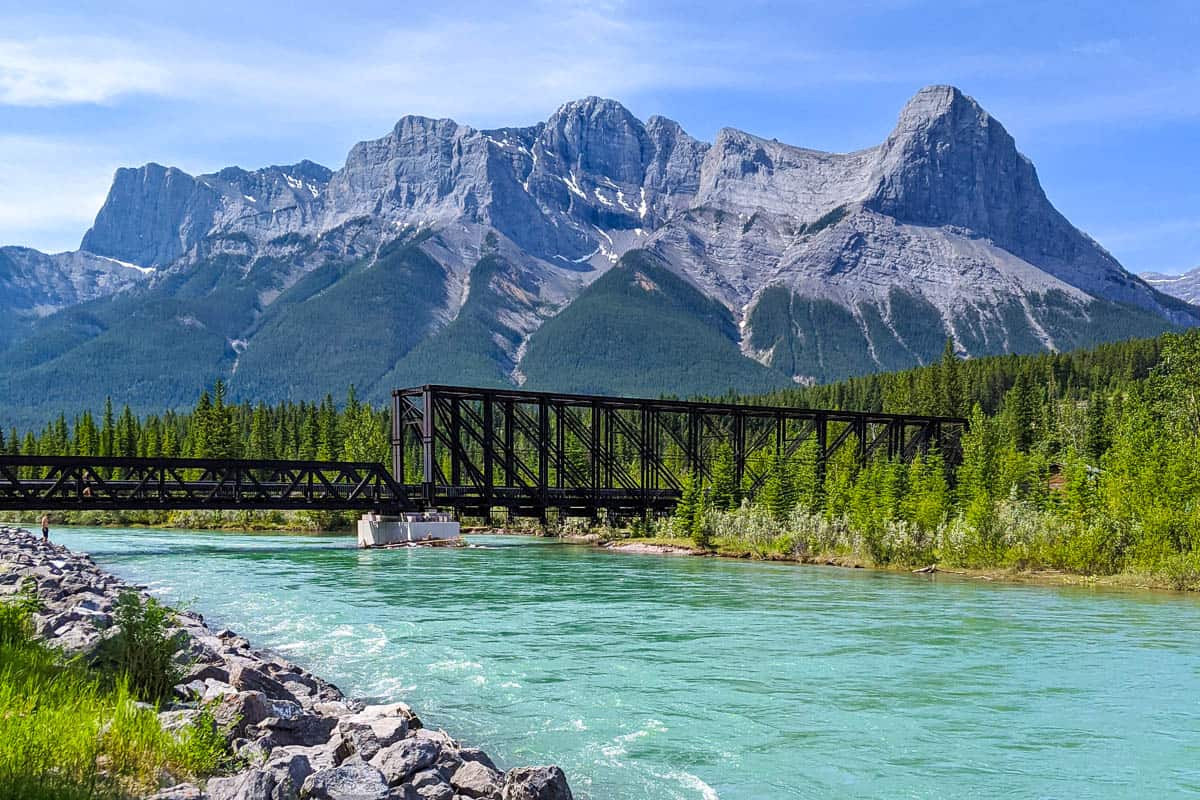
[1141, 267, 1200, 304]
[1, 85, 1194, 427]
[0, 247, 153, 350]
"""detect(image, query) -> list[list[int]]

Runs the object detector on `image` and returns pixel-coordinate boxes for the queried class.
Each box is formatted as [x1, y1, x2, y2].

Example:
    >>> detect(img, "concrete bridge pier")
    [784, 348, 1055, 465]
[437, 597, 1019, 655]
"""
[357, 512, 461, 548]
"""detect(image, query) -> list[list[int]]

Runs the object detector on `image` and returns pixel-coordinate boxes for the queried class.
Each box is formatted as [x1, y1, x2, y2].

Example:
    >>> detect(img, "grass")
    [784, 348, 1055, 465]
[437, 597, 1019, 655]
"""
[0, 585, 233, 799]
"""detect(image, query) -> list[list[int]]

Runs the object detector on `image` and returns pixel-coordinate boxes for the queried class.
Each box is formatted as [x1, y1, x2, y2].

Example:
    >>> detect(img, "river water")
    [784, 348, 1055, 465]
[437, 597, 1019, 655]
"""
[53, 527, 1200, 799]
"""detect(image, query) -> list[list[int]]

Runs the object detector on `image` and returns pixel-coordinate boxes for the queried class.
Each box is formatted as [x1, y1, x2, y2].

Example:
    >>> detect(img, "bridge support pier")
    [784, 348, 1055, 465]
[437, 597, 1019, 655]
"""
[357, 513, 461, 548]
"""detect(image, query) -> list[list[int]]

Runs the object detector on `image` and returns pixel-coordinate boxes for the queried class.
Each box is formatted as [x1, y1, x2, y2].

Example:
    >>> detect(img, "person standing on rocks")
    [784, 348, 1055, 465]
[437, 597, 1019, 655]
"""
[40, 514, 50, 542]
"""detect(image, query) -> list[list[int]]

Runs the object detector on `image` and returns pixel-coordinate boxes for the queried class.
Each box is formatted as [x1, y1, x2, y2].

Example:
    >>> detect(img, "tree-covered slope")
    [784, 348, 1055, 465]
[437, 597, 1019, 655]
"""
[520, 250, 792, 396]
[379, 252, 538, 390]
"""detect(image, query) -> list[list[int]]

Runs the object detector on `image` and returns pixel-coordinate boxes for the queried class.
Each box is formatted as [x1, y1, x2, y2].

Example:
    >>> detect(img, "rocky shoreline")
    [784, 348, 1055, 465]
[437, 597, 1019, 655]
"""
[0, 526, 573, 800]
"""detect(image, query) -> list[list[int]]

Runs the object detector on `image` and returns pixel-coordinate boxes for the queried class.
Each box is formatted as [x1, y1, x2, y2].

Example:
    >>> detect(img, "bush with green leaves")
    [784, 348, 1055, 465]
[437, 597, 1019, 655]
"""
[0, 576, 39, 645]
[100, 591, 188, 705]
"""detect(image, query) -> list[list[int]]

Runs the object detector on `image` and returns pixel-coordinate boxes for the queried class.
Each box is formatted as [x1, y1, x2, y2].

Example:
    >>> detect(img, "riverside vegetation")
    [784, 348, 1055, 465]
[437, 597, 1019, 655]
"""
[652, 331, 1200, 590]
[0, 539, 230, 799]
[4, 330, 1200, 589]
[0, 527, 574, 800]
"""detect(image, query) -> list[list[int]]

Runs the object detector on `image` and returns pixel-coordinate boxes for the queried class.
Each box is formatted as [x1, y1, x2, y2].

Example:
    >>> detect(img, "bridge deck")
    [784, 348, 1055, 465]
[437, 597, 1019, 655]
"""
[0, 456, 408, 512]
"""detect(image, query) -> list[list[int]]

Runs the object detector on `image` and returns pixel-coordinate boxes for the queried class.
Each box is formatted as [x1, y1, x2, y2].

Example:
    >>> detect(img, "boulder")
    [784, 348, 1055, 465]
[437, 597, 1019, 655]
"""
[145, 784, 204, 800]
[450, 761, 501, 799]
[370, 738, 442, 786]
[409, 767, 455, 800]
[432, 747, 463, 780]
[300, 762, 390, 800]
[158, 708, 206, 734]
[206, 770, 276, 800]
[216, 691, 272, 738]
[500, 767, 572, 800]
[263, 750, 315, 800]
[337, 713, 409, 761]
[271, 743, 339, 772]
[185, 663, 231, 683]
[231, 664, 300, 703]
[259, 713, 338, 747]
[203, 679, 240, 702]
[457, 749, 497, 773]
[174, 678, 208, 700]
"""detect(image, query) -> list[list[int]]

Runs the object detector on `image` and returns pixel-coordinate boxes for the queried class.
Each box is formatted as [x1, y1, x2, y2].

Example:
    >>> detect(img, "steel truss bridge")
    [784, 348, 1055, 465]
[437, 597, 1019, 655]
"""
[393, 385, 967, 517]
[0, 385, 965, 518]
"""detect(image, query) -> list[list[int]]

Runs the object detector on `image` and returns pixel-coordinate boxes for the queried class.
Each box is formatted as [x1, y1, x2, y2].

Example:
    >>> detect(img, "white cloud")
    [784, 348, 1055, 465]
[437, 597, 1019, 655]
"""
[0, 9, 740, 119]
[0, 38, 168, 106]
[0, 135, 116, 251]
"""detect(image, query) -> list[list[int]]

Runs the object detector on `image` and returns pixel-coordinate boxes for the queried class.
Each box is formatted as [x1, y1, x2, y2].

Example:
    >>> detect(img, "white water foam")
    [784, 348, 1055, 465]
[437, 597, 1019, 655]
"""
[660, 769, 720, 800]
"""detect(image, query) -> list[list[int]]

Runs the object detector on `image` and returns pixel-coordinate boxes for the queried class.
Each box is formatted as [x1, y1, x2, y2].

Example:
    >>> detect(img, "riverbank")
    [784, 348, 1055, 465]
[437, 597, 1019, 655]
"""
[561, 531, 1191, 594]
[0, 526, 573, 800]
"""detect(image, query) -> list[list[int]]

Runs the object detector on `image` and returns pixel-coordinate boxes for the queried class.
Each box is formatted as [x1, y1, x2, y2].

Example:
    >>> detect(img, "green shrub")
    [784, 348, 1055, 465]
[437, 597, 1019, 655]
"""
[100, 591, 188, 705]
[170, 703, 237, 776]
[1156, 551, 1200, 591]
[0, 577, 39, 645]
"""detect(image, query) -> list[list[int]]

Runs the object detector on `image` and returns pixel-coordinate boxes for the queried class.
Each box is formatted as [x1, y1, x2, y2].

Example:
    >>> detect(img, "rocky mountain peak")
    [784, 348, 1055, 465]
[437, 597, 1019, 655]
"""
[868, 84, 1042, 245]
[538, 96, 651, 186]
[80, 163, 221, 267]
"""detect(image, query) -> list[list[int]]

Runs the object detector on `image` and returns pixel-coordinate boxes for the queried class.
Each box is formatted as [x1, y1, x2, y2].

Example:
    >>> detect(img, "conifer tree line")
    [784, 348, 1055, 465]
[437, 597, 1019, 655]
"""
[2, 383, 389, 469]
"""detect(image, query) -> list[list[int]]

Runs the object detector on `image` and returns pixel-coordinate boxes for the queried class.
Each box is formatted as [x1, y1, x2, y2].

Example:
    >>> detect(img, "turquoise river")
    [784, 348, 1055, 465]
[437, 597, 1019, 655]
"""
[53, 527, 1200, 799]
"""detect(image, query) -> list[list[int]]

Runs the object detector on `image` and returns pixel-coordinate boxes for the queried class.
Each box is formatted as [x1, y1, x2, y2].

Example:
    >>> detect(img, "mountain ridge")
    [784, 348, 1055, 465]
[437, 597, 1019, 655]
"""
[1141, 267, 1200, 304]
[0, 85, 1194, 427]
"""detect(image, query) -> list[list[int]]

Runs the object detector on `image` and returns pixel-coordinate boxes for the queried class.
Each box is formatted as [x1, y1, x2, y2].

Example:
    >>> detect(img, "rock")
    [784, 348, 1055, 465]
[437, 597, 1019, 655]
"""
[231, 663, 300, 703]
[175, 678, 208, 700]
[236, 735, 276, 765]
[259, 713, 338, 747]
[50, 622, 109, 658]
[300, 762, 390, 800]
[271, 743, 339, 772]
[432, 747, 463, 780]
[500, 767, 573, 800]
[457, 749, 497, 773]
[450, 761, 501, 799]
[207, 770, 276, 800]
[409, 767, 455, 800]
[158, 708, 206, 734]
[337, 712, 409, 761]
[145, 784, 204, 800]
[413, 729, 454, 748]
[216, 691, 272, 738]
[370, 738, 442, 786]
[186, 663, 232, 683]
[263, 750, 315, 800]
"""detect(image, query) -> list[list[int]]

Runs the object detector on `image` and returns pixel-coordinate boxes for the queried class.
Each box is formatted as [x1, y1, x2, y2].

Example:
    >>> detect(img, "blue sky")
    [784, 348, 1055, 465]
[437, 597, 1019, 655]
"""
[1, 0, 1197, 273]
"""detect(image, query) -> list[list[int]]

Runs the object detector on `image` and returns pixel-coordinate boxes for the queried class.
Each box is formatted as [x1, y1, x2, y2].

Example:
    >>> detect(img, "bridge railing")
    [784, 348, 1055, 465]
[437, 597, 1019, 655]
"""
[0, 455, 409, 512]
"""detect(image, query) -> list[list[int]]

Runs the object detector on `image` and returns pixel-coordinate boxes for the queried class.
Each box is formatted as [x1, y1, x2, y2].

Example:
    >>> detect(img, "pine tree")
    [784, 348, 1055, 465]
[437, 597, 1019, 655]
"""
[710, 442, 739, 510]
[100, 397, 115, 458]
[675, 472, 699, 534]
[206, 380, 238, 459]
[1005, 369, 1038, 453]
[1085, 392, 1109, 463]
[317, 395, 338, 461]
[116, 405, 139, 458]
[940, 339, 964, 417]
[249, 404, 274, 460]
[191, 391, 212, 457]
[759, 451, 796, 522]
[791, 438, 821, 511]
